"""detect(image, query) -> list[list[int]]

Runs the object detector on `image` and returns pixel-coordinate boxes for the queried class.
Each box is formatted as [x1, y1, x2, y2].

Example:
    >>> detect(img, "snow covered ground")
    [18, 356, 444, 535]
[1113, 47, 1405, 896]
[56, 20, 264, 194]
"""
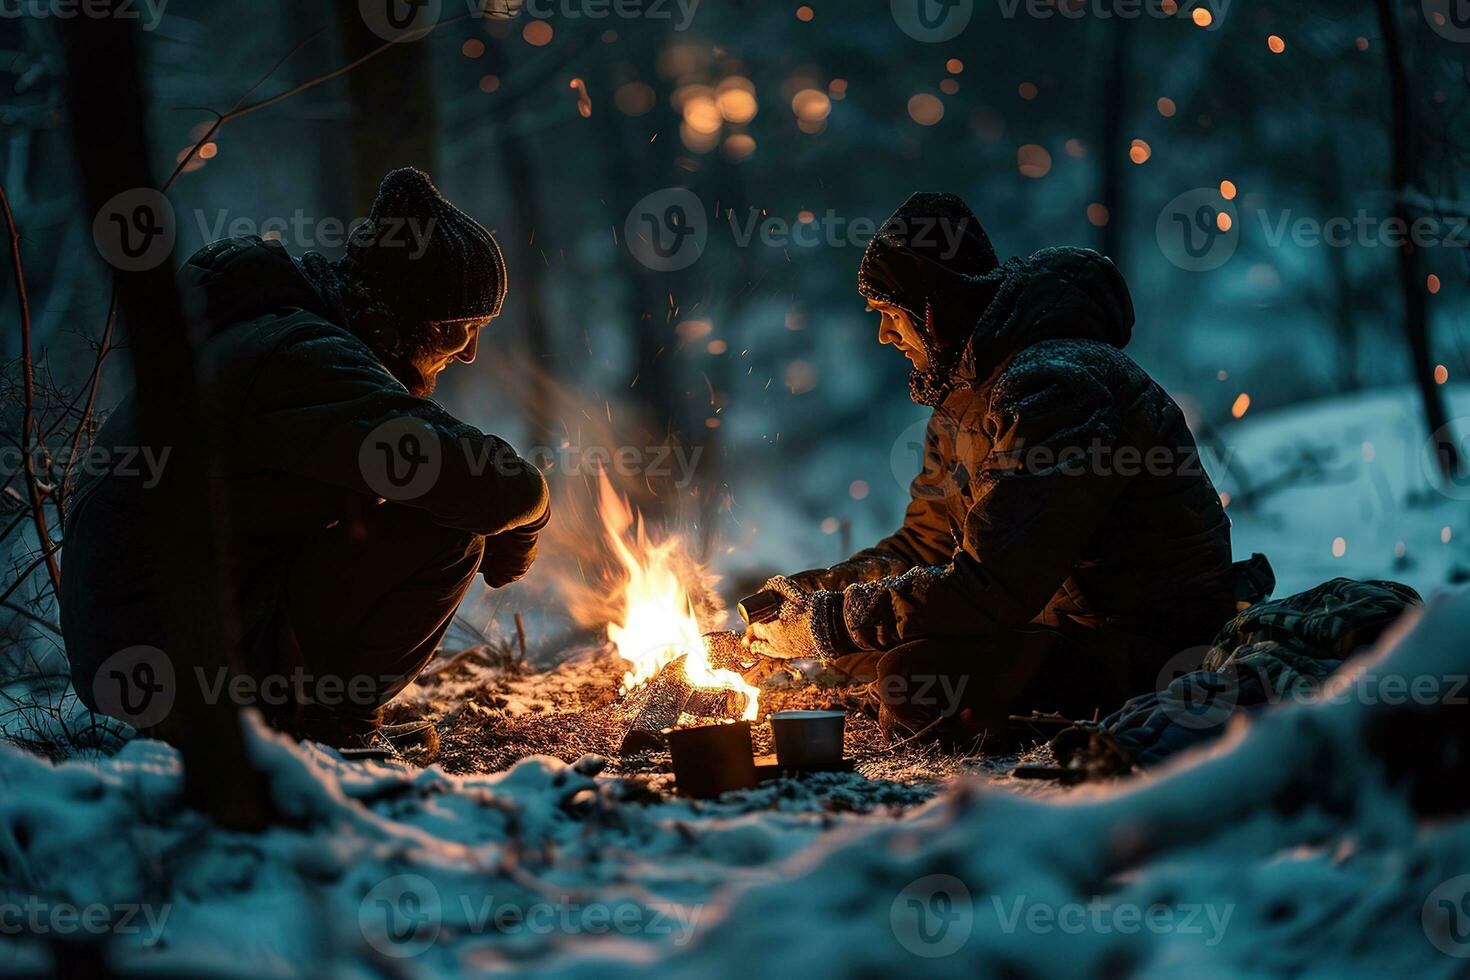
[3, 387, 1470, 976]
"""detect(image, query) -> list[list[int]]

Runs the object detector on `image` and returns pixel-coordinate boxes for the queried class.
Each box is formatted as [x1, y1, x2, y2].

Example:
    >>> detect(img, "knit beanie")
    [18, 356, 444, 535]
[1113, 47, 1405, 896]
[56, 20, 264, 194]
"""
[344, 167, 507, 322]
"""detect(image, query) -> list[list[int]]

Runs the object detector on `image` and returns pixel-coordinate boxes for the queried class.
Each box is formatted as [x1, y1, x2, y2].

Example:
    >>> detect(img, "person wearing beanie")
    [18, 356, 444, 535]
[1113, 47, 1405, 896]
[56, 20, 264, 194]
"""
[61, 168, 547, 762]
[744, 192, 1270, 748]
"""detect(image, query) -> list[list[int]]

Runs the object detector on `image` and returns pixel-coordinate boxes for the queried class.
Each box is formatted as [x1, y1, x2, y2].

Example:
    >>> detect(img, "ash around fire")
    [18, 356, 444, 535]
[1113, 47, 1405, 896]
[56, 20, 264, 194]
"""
[398, 640, 1058, 806]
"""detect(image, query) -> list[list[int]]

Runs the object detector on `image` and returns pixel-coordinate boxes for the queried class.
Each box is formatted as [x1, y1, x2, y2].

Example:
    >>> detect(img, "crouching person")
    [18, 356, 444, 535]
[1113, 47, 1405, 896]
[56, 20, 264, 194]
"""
[747, 192, 1268, 748]
[61, 168, 548, 760]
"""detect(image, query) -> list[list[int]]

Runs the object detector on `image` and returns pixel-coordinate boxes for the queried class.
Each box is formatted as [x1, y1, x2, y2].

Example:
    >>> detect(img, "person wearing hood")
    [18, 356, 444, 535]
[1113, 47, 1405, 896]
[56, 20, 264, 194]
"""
[745, 192, 1271, 746]
[61, 169, 549, 760]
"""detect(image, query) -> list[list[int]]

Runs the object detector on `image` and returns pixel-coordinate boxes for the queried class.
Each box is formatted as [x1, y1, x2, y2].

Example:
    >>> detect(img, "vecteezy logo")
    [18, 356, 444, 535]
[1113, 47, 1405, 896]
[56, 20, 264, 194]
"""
[891, 0, 973, 42]
[1156, 188, 1239, 272]
[359, 0, 442, 42]
[1423, 875, 1470, 957]
[92, 188, 176, 272]
[92, 646, 175, 730]
[1154, 646, 1238, 730]
[889, 415, 975, 502]
[359, 417, 443, 501]
[890, 874, 972, 958]
[1423, 0, 1470, 43]
[360, 875, 442, 959]
[1419, 419, 1470, 501]
[624, 188, 708, 272]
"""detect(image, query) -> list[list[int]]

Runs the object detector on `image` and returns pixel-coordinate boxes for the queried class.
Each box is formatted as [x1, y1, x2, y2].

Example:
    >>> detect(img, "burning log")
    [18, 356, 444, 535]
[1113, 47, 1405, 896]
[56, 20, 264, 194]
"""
[619, 656, 695, 755]
[617, 638, 755, 756]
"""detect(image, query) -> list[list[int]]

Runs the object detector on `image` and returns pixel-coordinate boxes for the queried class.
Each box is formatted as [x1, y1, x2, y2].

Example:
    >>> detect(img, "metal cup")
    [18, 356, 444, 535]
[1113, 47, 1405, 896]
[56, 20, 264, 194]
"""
[770, 710, 846, 767]
[665, 720, 758, 798]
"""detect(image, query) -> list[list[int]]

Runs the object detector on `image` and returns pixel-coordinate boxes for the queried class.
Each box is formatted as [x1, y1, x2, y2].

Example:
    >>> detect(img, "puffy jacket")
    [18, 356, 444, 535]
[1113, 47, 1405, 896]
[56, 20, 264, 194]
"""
[796, 246, 1244, 694]
[60, 237, 547, 693]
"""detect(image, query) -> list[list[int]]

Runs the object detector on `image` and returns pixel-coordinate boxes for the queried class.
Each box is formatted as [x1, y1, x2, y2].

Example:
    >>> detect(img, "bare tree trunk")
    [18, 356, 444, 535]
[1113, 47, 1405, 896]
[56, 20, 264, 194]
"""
[1375, 0, 1458, 475]
[61, 14, 271, 829]
[1098, 16, 1130, 266]
[490, 37, 556, 451]
[333, 0, 438, 214]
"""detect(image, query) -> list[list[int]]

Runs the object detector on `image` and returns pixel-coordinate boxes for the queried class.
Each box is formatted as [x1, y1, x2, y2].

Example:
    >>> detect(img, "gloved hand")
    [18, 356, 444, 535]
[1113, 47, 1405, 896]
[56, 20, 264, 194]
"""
[481, 505, 550, 588]
[744, 575, 840, 661]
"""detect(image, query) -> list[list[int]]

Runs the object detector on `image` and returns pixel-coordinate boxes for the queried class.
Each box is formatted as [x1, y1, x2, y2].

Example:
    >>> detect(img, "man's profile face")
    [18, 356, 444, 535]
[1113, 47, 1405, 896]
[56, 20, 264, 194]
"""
[868, 299, 930, 372]
[415, 315, 494, 392]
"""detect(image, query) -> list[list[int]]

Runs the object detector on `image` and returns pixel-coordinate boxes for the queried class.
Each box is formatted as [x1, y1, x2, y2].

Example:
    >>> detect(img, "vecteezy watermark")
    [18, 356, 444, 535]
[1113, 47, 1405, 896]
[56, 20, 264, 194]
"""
[625, 188, 708, 272]
[993, 0, 1227, 28]
[91, 645, 176, 730]
[1419, 419, 1470, 502]
[627, 191, 977, 271]
[0, 444, 170, 489]
[1422, 0, 1470, 43]
[93, 187, 176, 272]
[890, 874, 973, 957]
[0, 899, 171, 945]
[874, 673, 972, 718]
[0, 0, 169, 30]
[359, 0, 699, 43]
[359, 422, 708, 501]
[189, 210, 436, 258]
[726, 208, 973, 257]
[1157, 187, 1239, 272]
[360, 418, 447, 502]
[991, 895, 1234, 945]
[89, 646, 410, 729]
[887, 412, 1237, 501]
[524, 442, 704, 488]
[1424, 875, 1470, 958]
[1153, 647, 1237, 731]
[891, 0, 974, 42]
[1159, 188, 1470, 271]
[1154, 644, 1470, 732]
[358, 875, 705, 959]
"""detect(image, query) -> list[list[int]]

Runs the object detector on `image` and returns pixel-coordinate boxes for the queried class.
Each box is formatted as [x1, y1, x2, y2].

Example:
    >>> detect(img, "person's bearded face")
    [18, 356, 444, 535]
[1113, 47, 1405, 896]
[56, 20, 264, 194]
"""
[409, 316, 493, 394]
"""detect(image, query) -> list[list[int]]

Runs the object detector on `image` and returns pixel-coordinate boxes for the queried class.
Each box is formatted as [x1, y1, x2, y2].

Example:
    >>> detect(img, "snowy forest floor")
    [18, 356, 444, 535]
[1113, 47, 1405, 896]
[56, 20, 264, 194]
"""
[399, 638, 1048, 801]
[4, 386, 1470, 976]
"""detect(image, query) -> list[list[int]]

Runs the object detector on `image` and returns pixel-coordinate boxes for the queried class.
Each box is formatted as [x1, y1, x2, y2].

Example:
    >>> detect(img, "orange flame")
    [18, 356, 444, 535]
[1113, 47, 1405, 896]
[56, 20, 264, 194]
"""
[595, 473, 758, 720]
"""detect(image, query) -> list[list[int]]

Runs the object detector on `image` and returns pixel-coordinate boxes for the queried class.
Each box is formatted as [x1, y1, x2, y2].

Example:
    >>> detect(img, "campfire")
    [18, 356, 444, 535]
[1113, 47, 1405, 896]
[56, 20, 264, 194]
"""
[590, 474, 761, 753]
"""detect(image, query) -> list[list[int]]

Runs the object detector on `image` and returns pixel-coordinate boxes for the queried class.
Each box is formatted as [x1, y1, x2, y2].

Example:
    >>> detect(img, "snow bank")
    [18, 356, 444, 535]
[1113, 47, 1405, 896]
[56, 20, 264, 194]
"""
[4, 590, 1468, 976]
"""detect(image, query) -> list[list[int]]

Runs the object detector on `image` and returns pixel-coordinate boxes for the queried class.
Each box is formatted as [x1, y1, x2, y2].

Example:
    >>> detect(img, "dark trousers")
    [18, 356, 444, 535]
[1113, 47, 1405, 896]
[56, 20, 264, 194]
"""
[832, 626, 1135, 750]
[261, 502, 484, 739]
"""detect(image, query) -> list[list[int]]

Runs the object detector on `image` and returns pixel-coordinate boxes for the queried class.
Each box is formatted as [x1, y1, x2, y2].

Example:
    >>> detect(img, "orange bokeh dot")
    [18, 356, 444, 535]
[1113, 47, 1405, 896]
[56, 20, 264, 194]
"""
[940, 79, 959, 95]
[479, 74, 500, 93]
[1268, 34, 1286, 53]
[461, 38, 485, 58]
[1216, 211, 1233, 232]
[1427, 274, 1442, 294]
[1192, 8, 1212, 26]
[946, 58, 964, 74]
[1434, 363, 1450, 384]
[1018, 81, 1038, 100]
[523, 20, 553, 46]
[797, 4, 814, 21]
[1087, 203, 1110, 226]
[1220, 179, 1237, 200]
[1157, 97, 1176, 117]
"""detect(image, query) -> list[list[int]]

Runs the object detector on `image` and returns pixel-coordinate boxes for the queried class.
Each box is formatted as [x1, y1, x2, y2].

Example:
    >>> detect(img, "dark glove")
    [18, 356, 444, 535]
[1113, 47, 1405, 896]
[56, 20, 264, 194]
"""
[481, 505, 550, 588]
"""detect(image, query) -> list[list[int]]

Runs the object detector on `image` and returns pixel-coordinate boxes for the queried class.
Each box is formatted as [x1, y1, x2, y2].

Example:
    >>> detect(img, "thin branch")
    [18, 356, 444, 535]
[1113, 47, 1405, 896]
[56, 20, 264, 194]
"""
[0, 185, 62, 598]
[1, 601, 62, 637]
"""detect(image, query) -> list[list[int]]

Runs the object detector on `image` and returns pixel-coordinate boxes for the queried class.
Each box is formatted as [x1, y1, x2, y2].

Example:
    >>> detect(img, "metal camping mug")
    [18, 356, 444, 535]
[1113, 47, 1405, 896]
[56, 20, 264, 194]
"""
[665, 720, 758, 798]
[769, 710, 846, 767]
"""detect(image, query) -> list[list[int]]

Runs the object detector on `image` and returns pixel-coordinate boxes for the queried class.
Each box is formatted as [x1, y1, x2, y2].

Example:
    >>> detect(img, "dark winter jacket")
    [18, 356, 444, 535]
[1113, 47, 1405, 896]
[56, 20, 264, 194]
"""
[799, 244, 1246, 697]
[59, 237, 547, 693]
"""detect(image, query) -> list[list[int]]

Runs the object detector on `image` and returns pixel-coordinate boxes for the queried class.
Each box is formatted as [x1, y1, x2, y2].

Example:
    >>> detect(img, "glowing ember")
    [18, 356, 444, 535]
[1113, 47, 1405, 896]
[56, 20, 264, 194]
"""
[595, 473, 759, 720]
